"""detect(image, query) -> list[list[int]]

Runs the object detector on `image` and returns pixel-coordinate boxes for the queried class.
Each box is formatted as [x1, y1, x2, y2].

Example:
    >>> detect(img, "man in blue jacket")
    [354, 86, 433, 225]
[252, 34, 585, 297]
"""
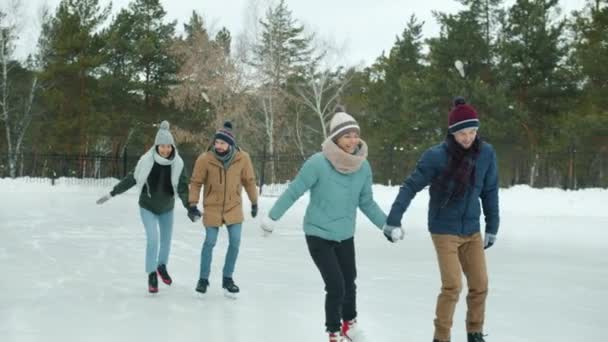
[384, 97, 499, 342]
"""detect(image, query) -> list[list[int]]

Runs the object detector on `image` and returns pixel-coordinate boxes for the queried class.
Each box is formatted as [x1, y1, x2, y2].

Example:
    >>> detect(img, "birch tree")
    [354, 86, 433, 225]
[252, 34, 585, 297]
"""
[249, 0, 316, 182]
[0, 1, 44, 177]
[296, 66, 351, 140]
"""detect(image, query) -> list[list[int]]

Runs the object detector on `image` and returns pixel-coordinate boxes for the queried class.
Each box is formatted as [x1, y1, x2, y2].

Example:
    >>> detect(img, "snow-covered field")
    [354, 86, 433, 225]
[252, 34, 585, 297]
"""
[0, 178, 606, 342]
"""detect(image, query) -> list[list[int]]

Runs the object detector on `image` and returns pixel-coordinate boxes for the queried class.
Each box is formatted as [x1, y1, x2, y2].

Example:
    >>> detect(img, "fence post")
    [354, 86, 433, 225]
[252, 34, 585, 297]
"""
[62, 154, 68, 178]
[571, 142, 577, 190]
[51, 171, 57, 186]
[389, 145, 395, 186]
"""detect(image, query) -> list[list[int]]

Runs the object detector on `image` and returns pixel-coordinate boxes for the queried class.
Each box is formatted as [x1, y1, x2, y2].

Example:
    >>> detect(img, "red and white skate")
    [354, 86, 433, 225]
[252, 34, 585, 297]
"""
[329, 331, 343, 342]
[341, 319, 366, 342]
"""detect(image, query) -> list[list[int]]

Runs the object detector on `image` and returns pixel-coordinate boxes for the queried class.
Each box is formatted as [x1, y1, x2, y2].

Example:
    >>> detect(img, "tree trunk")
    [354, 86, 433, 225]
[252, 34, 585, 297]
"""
[262, 91, 276, 184]
[1, 31, 16, 178]
[294, 109, 306, 159]
[530, 152, 539, 187]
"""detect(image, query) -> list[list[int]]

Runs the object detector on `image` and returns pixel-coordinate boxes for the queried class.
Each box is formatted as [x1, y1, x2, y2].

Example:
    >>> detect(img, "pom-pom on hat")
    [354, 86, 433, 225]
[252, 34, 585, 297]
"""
[154, 120, 175, 146]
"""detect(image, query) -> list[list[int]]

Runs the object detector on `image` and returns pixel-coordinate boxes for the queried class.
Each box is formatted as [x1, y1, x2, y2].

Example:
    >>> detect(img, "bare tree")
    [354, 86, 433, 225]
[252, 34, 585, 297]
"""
[286, 102, 307, 159]
[169, 11, 251, 151]
[296, 67, 351, 139]
[0, 0, 45, 178]
[92, 136, 111, 178]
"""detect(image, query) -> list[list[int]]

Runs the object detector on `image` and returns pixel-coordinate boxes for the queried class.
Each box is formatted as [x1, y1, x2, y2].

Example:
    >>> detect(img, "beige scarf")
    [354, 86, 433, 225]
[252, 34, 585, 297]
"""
[321, 138, 368, 174]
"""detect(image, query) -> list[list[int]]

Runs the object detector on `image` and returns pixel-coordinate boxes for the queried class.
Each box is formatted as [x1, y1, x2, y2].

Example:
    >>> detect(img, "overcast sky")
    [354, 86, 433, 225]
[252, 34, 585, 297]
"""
[5, 0, 587, 67]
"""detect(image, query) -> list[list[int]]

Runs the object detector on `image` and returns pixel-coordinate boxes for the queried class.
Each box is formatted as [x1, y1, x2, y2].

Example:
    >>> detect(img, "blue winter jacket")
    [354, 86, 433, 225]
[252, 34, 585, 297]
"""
[386, 141, 499, 236]
[269, 152, 387, 241]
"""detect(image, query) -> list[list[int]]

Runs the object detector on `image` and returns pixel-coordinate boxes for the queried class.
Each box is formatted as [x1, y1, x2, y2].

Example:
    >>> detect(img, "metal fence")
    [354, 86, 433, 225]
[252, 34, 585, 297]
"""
[1, 146, 607, 189]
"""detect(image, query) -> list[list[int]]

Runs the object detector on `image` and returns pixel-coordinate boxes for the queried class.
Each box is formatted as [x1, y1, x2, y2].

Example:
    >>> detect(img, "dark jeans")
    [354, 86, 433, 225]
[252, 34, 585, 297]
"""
[306, 235, 357, 333]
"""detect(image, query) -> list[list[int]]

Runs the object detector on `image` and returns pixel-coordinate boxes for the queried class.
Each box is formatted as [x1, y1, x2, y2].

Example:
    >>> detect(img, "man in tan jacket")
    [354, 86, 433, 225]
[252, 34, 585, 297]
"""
[188, 121, 258, 297]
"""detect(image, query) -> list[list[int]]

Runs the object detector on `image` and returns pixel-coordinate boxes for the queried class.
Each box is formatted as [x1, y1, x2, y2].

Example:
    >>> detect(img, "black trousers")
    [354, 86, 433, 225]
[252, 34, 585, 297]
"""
[306, 235, 357, 333]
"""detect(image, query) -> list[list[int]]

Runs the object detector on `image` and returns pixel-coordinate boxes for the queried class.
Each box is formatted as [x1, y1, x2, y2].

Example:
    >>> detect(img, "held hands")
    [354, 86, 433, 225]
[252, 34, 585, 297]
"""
[187, 206, 202, 223]
[96, 193, 112, 205]
[484, 233, 496, 249]
[260, 216, 275, 237]
[382, 224, 404, 243]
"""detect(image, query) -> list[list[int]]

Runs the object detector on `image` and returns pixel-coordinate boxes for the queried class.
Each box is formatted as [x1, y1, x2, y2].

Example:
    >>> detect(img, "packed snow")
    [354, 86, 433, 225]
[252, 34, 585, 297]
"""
[0, 178, 606, 341]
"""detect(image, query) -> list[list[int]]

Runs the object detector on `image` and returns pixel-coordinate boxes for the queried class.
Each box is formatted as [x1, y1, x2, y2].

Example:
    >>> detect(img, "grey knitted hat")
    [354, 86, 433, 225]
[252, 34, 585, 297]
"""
[154, 120, 175, 146]
[328, 107, 360, 141]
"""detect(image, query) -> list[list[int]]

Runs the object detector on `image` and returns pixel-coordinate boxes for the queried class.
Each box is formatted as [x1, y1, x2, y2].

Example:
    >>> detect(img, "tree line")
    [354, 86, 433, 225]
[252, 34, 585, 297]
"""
[0, 0, 606, 188]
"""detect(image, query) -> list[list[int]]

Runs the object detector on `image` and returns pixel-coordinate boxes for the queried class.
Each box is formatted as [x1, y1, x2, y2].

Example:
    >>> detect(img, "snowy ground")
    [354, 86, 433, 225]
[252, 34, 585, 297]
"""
[0, 178, 606, 342]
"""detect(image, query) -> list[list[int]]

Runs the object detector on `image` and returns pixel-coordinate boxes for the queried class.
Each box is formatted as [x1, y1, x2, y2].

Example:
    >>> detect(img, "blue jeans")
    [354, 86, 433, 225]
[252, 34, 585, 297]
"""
[199, 223, 242, 280]
[139, 208, 174, 274]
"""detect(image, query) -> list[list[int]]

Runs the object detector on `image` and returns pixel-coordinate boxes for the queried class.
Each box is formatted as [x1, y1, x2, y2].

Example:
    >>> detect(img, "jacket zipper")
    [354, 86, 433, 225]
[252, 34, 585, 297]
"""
[220, 165, 227, 222]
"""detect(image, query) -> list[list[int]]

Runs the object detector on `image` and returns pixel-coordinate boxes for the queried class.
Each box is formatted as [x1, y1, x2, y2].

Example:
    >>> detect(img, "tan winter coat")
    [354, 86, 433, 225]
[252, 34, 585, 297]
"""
[189, 149, 258, 227]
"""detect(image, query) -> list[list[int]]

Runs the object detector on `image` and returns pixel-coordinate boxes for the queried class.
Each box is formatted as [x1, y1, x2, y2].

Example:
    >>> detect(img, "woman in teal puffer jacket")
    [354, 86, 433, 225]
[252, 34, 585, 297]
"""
[261, 107, 397, 342]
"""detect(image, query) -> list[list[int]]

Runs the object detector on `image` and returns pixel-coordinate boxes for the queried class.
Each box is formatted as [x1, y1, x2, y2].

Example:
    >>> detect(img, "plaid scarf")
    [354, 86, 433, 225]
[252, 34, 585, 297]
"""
[437, 134, 481, 205]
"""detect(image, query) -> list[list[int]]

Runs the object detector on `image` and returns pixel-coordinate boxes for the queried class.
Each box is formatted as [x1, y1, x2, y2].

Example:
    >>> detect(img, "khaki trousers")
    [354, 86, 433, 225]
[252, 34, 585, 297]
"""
[431, 233, 488, 341]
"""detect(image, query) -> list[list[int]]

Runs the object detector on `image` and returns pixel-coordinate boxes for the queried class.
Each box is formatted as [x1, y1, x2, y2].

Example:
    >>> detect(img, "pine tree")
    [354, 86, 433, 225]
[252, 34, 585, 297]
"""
[567, 0, 608, 187]
[38, 0, 110, 155]
[572, 0, 608, 111]
[498, 0, 572, 186]
[119, 0, 177, 110]
[215, 27, 232, 56]
[379, 15, 427, 147]
[99, 8, 139, 156]
[183, 10, 206, 40]
[457, 0, 504, 65]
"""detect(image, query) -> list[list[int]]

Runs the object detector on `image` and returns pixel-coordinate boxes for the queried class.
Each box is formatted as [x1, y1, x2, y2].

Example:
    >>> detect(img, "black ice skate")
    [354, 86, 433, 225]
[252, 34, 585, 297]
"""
[222, 277, 239, 299]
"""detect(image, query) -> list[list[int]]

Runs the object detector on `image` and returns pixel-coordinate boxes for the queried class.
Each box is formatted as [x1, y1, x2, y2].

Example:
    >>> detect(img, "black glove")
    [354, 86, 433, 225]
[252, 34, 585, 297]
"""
[251, 204, 258, 218]
[187, 206, 202, 222]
